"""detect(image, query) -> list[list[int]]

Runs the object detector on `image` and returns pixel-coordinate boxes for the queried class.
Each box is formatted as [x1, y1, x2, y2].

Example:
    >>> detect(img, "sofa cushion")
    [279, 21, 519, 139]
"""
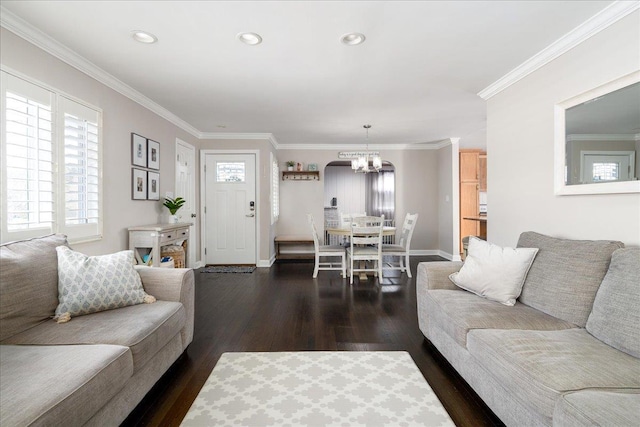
[2, 301, 185, 373]
[425, 289, 576, 347]
[55, 246, 154, 321]
[467, 328, 640, 421]
[0, 234, 68, 341]
[553, 389, 640, 427]
[450, 237, 538, 306]
[586, 248, 640, 358]
[0, 344, 132, 427]
[517, 231, 624, 327]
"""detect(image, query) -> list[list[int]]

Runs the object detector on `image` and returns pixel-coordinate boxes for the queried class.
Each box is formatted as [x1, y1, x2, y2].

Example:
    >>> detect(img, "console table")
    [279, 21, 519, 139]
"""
[128, 223, 192, 267]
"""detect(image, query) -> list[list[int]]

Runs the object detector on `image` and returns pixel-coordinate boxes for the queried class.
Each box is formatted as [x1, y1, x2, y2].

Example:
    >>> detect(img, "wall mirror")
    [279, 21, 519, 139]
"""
[555, 71, 640, 195]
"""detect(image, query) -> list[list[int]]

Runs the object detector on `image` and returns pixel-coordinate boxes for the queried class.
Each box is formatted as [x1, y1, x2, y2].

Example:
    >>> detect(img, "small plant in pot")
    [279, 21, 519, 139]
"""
[163, 197, 186, 223]
[286, 161, 295, 171]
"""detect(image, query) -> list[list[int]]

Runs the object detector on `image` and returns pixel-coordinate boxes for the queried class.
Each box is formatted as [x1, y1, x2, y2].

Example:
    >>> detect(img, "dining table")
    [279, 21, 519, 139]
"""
[326, 226, 396, 281]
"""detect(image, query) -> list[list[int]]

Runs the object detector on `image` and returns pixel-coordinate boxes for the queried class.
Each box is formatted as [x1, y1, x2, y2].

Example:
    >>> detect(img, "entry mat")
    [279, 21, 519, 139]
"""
[201, 266, 256, 274]
[181, 351, 454, 426]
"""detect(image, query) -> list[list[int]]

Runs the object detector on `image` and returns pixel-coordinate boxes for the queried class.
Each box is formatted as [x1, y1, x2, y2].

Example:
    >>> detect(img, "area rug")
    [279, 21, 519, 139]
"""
[181, 351, 454, 427]
[201, 266, 256, 273]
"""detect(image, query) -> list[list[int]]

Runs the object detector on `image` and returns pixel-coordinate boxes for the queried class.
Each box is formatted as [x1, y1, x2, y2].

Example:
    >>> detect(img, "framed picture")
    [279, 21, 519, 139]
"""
[132, 168, 147, 200]
[132, 133, 147, 167]
[147, 171, 160, 200]
[308, 163, 318, 171]
[147, 139, 160, 170]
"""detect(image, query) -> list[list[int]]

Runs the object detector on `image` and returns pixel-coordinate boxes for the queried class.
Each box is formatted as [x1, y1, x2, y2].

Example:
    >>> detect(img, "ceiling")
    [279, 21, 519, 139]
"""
[1, 1, 615, 148]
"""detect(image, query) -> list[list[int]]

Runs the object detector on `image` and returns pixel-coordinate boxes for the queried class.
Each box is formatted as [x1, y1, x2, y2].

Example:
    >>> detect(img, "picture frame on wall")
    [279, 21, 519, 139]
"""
[132, 133, 147, 167]
[308, 163, 318, 171]
[147, 171, 160, 200]
[132, 168, 147, 200]
[147, 139, 160, 170]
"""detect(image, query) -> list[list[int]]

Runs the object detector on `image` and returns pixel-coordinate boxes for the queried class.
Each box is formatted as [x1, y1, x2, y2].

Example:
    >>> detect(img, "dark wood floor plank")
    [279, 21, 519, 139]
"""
[122, 257, 503, 427]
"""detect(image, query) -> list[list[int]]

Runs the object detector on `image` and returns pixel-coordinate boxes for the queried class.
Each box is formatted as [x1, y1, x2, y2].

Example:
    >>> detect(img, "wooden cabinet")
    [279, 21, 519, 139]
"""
[459, 150, 487, 255]
[478, 154, 487, 191]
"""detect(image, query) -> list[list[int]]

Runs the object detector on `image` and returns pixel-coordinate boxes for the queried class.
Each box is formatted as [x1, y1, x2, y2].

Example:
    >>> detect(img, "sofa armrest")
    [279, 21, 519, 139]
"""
[135, 266, 194, 349]
[416, 261, 463, 338]
[416, 261, 462, 291]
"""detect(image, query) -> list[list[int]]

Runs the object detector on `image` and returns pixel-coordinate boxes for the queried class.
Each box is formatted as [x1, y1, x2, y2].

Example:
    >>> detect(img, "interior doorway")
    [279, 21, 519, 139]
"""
[323, 161, 395, 243]
[175, 139, 197, 267]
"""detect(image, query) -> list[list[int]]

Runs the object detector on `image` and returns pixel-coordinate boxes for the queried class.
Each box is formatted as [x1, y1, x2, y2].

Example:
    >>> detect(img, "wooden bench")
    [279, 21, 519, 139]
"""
[275, 235, 314, 260]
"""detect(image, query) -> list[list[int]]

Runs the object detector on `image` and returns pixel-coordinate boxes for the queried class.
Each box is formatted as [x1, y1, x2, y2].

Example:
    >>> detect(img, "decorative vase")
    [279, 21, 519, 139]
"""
[171, 215, 179, 223]
[287, 166, 293, 171]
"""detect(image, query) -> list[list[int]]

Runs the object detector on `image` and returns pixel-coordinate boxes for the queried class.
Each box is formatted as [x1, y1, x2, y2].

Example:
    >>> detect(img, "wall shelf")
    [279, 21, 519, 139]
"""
[282, 171, 320, 181]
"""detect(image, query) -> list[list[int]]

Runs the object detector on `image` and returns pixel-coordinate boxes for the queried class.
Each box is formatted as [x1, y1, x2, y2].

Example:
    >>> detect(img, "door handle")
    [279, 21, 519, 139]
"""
[246, 213, 255, 217]
[191, 213, 197, 218]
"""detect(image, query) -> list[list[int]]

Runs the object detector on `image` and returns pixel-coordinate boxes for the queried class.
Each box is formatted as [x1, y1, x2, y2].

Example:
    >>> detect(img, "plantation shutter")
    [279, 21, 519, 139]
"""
[1, 72, 55, 240]
[58, 96, 101, 241]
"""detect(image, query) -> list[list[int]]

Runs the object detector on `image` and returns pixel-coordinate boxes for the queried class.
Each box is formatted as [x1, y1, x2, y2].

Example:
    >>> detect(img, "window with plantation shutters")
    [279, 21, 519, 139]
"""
[2, 73, 55, 239]
[1, 70, 102, 243]
[59, 97, 101, 241]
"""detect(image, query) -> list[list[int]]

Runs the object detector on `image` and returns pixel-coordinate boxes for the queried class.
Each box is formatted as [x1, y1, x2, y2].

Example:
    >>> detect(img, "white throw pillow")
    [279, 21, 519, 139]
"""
[449, 237, 538, 306]
[55, 246, 155, 322]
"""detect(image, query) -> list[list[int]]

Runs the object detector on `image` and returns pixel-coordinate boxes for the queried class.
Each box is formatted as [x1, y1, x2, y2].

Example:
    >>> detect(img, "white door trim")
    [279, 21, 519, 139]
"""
[175, 138, 198, 267]
[200, 149, 260, 266]
[450, 138, 461, 262]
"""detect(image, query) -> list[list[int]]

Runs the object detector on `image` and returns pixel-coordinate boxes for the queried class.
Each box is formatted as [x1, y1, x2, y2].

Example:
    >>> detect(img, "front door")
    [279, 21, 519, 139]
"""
[175, 139, 196, 267]
[204, 153, 256, 265]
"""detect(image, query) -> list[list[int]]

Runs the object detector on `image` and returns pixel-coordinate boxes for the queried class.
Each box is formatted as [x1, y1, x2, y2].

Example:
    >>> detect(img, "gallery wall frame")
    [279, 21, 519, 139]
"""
[148, 139, 160, 170]
[132, 133, 147, 168]
[132, 168, 147, 200]
[148, 171, 160, 200]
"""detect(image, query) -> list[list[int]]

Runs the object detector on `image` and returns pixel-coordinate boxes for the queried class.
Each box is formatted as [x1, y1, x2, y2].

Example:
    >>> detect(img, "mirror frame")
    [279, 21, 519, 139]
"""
[554, 70, 640, 195]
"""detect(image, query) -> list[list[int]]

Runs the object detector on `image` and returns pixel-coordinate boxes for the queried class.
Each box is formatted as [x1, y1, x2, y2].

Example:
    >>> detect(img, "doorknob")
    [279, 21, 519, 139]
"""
[246, 213, 255, 217]
[191, 213, 197, 218]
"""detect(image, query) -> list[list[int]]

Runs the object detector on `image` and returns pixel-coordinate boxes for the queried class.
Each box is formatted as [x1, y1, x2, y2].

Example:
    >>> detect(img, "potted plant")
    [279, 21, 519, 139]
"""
[286, 161, 295, 171]
[163, 197, 186, 223]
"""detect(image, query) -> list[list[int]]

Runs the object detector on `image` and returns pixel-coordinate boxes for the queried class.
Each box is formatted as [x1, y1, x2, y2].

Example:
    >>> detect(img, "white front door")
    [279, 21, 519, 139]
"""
[204, 153, 256, 265]
[581, 152, 634, 183]
[175, 139, 197, 267]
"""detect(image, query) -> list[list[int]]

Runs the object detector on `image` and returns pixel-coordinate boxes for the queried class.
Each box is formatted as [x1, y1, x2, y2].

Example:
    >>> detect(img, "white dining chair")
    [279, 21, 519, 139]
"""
[382, 213, 418, 278]
[308, 214, 346, 278]
[346, 215, 384, 285]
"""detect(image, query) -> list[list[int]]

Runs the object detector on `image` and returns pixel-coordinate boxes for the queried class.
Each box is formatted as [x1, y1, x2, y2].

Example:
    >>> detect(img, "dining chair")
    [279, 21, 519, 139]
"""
[346, 215, 384, 285]
[382, 213, 418, 278]
[307, 214, 346, 278]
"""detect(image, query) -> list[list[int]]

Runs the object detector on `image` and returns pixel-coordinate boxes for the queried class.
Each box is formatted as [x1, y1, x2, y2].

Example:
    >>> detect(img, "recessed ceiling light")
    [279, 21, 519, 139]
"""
[131, 30, 157, 44]
[237, 32, 262, 45]
[341, 33, 366, 46]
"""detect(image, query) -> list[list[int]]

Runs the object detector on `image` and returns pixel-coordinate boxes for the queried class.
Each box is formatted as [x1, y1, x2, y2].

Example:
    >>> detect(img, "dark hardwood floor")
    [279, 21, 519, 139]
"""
[123, 257, 503, 427]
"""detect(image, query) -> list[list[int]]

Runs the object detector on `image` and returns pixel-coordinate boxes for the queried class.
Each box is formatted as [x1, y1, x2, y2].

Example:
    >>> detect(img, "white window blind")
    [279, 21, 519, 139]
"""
[1, 71, 102, 243]
[271, 153, 279, 224]
[2, 73, 55, 240]
[59, 96, 101, 241]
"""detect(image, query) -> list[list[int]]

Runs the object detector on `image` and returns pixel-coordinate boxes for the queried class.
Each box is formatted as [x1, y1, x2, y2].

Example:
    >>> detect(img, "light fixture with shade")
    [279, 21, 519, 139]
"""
[352, 125, 382, 173]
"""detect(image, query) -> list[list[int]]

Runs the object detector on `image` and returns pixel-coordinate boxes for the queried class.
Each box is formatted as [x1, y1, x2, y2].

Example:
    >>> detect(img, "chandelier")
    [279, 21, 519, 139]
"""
[351, 125, 382, 173]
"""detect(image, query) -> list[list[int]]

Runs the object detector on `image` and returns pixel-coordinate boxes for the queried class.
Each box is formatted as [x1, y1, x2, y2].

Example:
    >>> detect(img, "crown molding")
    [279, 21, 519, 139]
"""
[199, 132, 280, 149]
[478, 1, 640, 100]
[0, 6, 201, 138]
[277, 139, 453, 150]
[567, 133, 640, 142]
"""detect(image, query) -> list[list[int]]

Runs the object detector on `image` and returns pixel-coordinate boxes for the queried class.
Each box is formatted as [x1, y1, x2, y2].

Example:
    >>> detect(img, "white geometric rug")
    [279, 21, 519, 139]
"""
[181, 351, 454, 427]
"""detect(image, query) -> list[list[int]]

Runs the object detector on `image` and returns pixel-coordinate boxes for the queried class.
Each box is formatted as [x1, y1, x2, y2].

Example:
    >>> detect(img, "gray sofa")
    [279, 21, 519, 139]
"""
[0, 234, 195, 426]
[417, 231, 640, 426]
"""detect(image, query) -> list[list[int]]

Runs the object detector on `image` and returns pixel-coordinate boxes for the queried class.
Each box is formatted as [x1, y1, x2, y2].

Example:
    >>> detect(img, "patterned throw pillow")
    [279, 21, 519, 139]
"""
[54, 246, 155, 322]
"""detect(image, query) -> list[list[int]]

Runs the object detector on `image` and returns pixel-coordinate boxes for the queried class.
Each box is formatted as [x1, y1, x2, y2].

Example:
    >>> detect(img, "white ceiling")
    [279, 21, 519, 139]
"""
[1, 1, 616, 148]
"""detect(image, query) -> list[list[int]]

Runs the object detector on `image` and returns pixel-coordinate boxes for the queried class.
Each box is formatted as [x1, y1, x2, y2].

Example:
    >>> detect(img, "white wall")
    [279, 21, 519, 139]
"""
[487, 12, 640, 247]
[0, 28, 202, 256]
[437, 144, 454, 257]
